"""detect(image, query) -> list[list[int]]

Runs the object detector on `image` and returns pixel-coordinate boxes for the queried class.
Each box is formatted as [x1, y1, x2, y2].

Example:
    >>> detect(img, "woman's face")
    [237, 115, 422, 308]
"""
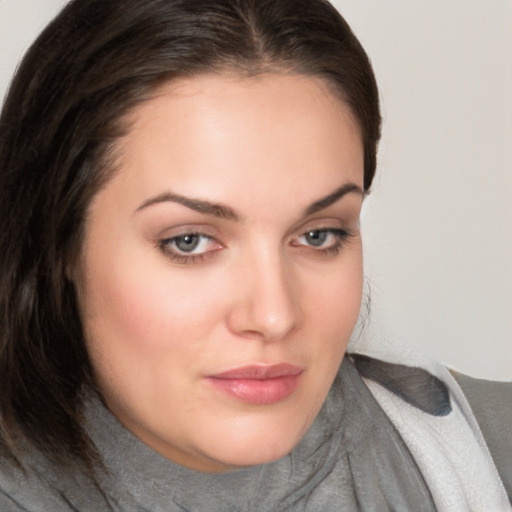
[77, 73, 364, 473]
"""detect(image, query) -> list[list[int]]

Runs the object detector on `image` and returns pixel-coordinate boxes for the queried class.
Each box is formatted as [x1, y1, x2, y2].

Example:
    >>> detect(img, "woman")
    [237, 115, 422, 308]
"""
[0, 0, 510, 510]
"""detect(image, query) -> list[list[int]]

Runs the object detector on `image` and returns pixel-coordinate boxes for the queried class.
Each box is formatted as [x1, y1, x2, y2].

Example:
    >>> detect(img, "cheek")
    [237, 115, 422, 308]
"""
[80, 258, 223, 357]
[78, 256, 227, 417]
[78, 242, 253, 402]
[305, 247, 363, 333]
[293, 244, 363, 389]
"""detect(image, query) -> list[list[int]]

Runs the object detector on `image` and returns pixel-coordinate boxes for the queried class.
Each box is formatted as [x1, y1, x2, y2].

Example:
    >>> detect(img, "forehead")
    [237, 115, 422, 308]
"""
[101, 73, 364, 216]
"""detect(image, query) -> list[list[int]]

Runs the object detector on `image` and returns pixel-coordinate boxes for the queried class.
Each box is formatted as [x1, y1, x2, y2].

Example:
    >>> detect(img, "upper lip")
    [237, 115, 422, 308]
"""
[209, 363, 303, 380]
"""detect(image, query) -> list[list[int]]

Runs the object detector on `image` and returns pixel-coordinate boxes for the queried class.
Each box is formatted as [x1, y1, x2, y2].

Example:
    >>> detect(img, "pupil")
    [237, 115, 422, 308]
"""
[176, 235, 200, 252]
[306, 230, 327, 247]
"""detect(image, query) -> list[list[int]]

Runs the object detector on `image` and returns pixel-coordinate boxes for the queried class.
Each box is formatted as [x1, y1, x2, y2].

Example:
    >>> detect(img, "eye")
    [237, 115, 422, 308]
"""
[292, 228, 352, 255]
[171, 234, 205, 253]
[300, 230, 331, 247]
[158, 232, 222, 263]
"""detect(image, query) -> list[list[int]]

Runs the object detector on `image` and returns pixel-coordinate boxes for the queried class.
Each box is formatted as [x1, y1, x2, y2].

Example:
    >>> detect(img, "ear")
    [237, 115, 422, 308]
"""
[64, 252, 78, 283]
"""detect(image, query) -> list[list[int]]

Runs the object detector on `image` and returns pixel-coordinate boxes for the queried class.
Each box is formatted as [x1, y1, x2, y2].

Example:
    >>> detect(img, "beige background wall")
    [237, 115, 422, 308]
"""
[333, 0, 512, 380]
[1, 0, 511, 379]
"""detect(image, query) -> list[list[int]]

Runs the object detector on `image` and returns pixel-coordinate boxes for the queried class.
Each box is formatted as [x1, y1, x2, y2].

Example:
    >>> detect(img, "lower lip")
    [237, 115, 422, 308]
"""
[206, 374, 302, 405]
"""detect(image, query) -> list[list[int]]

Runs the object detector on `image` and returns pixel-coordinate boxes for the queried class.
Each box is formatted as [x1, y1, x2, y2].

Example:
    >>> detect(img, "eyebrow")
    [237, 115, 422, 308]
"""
[135, 192, 240, 221]
[135, 181, 363, 220]
[304, 182, 363, 215]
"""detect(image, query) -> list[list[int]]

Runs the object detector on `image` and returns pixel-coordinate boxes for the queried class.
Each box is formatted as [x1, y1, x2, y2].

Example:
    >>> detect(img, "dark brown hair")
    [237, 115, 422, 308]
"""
[0, 0, 381, 470]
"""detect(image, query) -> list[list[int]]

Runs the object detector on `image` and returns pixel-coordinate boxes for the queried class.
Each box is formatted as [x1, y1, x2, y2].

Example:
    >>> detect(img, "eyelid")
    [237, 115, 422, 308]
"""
[289, 210, 359, 233]
[290, 225, 357, 255]
[154, 223, 221, 240]
[156, 230, 224, 264]
[291, 227, 347, 244]
[291, 216, 356, 237]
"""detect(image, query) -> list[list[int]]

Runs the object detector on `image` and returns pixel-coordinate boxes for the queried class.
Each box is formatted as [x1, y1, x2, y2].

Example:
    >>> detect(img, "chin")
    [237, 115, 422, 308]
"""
[196, 412, 312, 472]
[202, 442, 296, 473]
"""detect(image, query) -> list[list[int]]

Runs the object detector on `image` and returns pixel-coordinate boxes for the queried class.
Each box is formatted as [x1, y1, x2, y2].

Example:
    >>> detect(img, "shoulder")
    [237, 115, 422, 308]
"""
[0, 452, 55, 512]
[451, 371, 512, 498]
[351, 353, 512, 500]
[0, 449, 114, 511]
[0, 452, 71, 512]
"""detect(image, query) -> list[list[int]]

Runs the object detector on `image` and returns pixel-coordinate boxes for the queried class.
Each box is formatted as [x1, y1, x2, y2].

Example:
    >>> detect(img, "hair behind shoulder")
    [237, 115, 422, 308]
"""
[0, 0, 380, 470]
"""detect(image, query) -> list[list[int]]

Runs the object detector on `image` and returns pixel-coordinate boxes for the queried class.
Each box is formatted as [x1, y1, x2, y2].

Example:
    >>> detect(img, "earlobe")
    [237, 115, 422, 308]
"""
[63, 251, 84, 293]
[64, 253, 78, 283]
[63, 237, 86, 285]
[64, 261, 75, 282]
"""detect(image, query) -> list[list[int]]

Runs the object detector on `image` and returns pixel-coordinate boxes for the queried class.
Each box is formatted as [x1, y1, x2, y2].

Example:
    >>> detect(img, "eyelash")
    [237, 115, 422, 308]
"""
[292, 228, 353, 257]
[157, 228, 354, 265]
[157, 232, 219, 265]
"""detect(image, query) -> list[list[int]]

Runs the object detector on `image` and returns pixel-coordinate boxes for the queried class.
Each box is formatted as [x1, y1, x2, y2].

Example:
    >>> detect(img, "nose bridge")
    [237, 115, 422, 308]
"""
[229, 242, 299, 340]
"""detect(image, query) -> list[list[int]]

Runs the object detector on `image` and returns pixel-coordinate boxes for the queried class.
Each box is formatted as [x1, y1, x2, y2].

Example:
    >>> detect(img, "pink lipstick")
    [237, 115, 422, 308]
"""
[206, 364, 303, 404]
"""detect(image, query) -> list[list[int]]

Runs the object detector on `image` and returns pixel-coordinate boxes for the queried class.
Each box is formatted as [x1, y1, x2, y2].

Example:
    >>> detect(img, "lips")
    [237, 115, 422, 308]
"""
[206, 364, 303, 404]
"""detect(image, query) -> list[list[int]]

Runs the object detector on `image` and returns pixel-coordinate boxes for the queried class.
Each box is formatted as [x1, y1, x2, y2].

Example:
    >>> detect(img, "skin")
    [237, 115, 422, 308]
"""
[77, 73, 365, 473]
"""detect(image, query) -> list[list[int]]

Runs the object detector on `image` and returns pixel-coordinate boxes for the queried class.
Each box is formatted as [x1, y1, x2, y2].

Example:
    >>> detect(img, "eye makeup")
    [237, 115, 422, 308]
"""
[156, 225, 356, 265]
[157, 232, 223, 264]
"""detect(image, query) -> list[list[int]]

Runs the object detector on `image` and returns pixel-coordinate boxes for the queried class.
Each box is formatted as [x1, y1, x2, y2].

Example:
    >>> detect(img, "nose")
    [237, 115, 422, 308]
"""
[226, 251, 300, 341]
